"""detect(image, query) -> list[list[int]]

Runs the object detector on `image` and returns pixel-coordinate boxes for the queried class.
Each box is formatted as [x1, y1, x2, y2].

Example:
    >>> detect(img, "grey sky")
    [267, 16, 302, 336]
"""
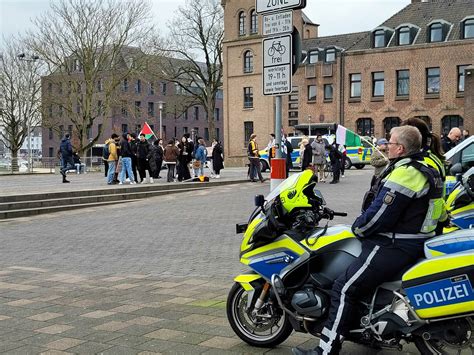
[0, 0, 411, 48]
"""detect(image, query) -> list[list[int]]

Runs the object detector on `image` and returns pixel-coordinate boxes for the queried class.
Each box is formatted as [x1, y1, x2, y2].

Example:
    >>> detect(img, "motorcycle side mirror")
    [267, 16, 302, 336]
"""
[255, 194, 265, 208]
[450, 163, 463, 176]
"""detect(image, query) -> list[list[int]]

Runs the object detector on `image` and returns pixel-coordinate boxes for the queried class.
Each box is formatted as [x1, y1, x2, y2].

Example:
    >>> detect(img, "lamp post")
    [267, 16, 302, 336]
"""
[18, 53, 40, 173]
[89, 138, 93, 172]
[308, 114, 312, 136]
[158, 101, 164, 139]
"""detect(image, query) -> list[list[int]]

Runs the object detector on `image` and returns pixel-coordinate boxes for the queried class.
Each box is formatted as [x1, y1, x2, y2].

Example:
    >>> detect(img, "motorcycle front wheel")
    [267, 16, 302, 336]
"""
[226, 282, 293, 347]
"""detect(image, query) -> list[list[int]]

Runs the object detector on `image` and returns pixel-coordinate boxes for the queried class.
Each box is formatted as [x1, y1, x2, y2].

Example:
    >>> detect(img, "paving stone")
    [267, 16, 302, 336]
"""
[198, 336, 242, 349]
[40, 350, 72, 355]
[93, 320, 130, 331]
[108, 334, 150, 347]
[81, 330, 124, 343]
[100, 346, 140, 355]
[79, 310, 116, 318]
[115, 324, 157, 336]
[137, 351, 162, 355]
[28, 312, 63, 321]
[144, 328, 186, 340]
[137, 339, 177, 352]
[35, 324, 74, 334]
[5, 299, 36, 307]
[45, 337, 85, 350]
[180, 314, 217, 324]
[3, 345, 48, 354]
[20, 332, 63, 346]
[171, 332, 213, 345]
[66, 341, 114, 354]
[126, 316, 162, 326]
[108, 304, 145, 313]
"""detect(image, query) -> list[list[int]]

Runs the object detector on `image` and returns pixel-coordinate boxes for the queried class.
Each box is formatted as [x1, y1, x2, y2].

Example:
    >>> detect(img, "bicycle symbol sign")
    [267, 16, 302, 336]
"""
[268, 41, 286, 57]
[263, 34, 292, 95]
[263, 35, 291, 67]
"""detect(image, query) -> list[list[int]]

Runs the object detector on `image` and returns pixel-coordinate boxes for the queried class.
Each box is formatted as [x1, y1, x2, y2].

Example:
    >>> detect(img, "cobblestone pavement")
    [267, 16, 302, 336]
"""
[0, 168, 417, 354]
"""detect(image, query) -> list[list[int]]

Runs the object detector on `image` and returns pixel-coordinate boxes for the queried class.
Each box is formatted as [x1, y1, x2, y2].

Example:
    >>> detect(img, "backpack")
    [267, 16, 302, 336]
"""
[102, 143, 110, 160]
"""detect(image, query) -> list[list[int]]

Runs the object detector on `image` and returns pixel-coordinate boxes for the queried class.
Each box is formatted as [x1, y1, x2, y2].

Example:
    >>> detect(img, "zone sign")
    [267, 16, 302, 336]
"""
[256, 0, 305, 14]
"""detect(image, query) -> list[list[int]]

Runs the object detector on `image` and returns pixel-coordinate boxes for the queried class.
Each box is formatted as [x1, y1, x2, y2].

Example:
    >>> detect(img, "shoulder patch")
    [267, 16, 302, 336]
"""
[383, 192, 395, 205]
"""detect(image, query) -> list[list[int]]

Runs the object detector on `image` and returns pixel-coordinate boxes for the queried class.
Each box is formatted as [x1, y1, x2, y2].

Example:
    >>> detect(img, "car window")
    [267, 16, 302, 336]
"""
[461, 142, 474, 166]
[291, 138, 302, 149]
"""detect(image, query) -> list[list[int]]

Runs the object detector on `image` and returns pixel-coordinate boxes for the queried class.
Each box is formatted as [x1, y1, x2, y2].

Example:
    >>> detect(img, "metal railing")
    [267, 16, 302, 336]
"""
[0, 157, 105, 175]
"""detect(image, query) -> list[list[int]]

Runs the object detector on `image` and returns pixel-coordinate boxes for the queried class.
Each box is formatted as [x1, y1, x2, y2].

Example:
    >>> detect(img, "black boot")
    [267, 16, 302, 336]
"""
[63, 176, 70, 183]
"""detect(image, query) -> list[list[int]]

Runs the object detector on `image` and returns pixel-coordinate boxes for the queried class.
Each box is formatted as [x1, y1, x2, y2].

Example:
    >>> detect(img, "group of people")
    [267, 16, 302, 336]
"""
[103, 133, 224, 185]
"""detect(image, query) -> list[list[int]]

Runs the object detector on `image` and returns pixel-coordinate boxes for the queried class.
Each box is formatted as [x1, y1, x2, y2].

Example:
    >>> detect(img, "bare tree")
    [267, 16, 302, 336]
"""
[152, 0, 223, 141]
[0, 38, 42, 172]
[24, 0, 154, 155]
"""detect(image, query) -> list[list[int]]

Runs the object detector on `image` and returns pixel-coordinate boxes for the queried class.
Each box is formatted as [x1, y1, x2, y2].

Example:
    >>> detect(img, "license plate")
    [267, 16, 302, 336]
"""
[406, 274, 474, 310]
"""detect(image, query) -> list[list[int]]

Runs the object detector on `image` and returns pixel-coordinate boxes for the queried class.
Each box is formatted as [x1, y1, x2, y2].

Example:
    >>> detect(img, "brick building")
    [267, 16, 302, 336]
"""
[41, 48, 223, 158]
[222, 0, 474, 166]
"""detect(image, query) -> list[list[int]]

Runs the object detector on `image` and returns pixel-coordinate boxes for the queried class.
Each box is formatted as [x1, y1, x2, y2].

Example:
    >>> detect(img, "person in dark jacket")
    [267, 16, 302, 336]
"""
[118, 133, 136, 185]
[441, 127, 462, 153]
[148, 139, 163, 179]
[137, 133, 152, 183]
[328, 143, 342, 184]
[301, 139, 312, 171]
[164, 139, 179, 182]
[129, 133, 139, 183]
[59, 133, 74, 183]
[284, 138, 293, 178]
[211, 139, 224, 178]
[177, 136, 192, 181]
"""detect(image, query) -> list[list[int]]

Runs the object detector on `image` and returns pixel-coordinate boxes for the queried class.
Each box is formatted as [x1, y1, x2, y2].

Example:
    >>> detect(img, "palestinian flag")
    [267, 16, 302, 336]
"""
[139, 122, 156, 140]
[336, 125, 361, 147]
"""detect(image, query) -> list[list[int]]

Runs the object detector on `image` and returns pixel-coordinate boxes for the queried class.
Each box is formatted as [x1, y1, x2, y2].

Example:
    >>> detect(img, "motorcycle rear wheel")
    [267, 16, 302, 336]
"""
[414, 317, 473, 354]
[226, 282, 293, 347]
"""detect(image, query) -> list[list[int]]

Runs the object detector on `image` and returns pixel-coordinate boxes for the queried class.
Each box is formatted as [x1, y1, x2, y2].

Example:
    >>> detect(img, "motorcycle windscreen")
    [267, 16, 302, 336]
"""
[402, 253, 474, 319]
[424, 230, 474, 258]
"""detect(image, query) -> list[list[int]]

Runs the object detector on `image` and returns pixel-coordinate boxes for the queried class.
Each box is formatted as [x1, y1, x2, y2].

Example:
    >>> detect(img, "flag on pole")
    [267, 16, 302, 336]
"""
[139, 122, 156, 140]
[336, 125, 361, 146]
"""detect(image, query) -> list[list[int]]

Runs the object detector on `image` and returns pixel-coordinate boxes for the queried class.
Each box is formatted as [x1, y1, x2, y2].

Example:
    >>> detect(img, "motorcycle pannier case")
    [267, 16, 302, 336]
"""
[402, 253, 474, 319]
[424, 230, 474, 258]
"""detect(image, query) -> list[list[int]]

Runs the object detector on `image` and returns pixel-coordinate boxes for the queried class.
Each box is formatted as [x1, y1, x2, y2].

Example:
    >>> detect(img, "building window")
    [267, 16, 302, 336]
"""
[373, 29, 385, 48]
[134, 101, 141, 116]
[86, 127, 92, 140]
[122, 124, 128, 134]
[193, 127, 199, 137]
[239, 11, 246, 36]
[97, 100, 103, 116]
[214, 108, 220, 121]
[325, 48, 336, 63]
[204, 128, 209, 141]
[243, 50, 253, 73]
[68, 125, 73, 136]
[307, 85, 316, 101]
[194, 106, 199, 120]
[244, 121, 253, 146]
[216, 128, 220, 140]
[49, 147, 54, 157]
[350, 73, 361, 98]
[396, 70, 410, 96]
[383, 117, 401, 137]
[308, 51, 318, 64]
[426, 67, 440, 94]
[250, 10, 258, 34]
[324, 84, 333, 101]
[59, 125, 64, 139]
[148, 102, 155, 116]
[135, 124, 141, 134]
[48, 128, 53, 139]
[122, 78, 128, 92]
[135, 79, 141, 93]
[429, 22, 443, 42]
[462, 18, 474, 39]
[184, 109, 188, 120]
[97, 79, 103, 92]
[398, 26, 411, 45]
[458, 65, 469, 92]
[161, 82, 167, 95]
[372, 72, 384, 97]
[183, 127, 188, 134]
[98, 124, 103, 137]
[244, 87, 253, 108]
[121, 100, 128, 116]
[149, 82, 155, 95]
[356, 118, 374, 136]
[441, 115, 463, 135]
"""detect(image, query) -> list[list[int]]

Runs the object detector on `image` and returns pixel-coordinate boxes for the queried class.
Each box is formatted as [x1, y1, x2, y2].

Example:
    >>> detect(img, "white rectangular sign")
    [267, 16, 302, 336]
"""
[263, 34, 292, 95]
[263, 11, 293, 36]
[256, 0, 303, 14]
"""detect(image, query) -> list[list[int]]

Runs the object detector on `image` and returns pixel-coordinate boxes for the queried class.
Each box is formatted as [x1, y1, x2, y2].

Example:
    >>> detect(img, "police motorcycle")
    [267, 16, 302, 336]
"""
[444, 166, 474, 232]
[227, 170, 474, 354]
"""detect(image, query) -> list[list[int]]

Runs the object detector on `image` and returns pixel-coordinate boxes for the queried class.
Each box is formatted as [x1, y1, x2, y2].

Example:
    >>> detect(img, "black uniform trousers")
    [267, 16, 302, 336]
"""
[317, 236, 424, 355]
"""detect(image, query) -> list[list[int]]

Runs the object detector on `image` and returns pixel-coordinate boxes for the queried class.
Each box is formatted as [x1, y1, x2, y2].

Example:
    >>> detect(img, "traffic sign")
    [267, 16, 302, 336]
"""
[256, 0, 305, 14]
[263, 11, 293, 36]
[263, 34, 292, 95]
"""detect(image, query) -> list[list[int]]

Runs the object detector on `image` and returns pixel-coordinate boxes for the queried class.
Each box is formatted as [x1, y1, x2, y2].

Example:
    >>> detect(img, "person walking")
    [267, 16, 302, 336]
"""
[293, 126, 445, 355]
[193, 138, 207, 177]
[137, 133, 152, 183]
[118, 133, 136, 185]
[311, 135, 326, 182]
[164, 139, 179, 182]
[248, 133, 264, 183]
[370, 138, 389, 178]
[211, 139, 224, 178]
[177, 136, 192, 181]
[328, 143, 342, 184]
[105, 133, 120, 185]
[59, 133, 74, 183]
[301, 138, 312, 171]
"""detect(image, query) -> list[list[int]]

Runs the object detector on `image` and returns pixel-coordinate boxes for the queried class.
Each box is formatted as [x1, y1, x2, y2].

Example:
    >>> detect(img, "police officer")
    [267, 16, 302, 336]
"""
[293, 126, 445, 355]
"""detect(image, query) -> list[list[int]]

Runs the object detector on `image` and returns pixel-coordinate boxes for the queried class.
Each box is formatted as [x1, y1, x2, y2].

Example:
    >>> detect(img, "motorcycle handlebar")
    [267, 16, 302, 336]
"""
[333, 211, 348, 217]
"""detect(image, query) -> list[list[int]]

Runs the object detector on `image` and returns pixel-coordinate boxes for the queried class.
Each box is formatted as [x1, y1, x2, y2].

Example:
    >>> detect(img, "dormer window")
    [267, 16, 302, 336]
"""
[325, 48, 336, 63]
[308, 51, 319, 64]
[398, 26, 411, 45]
[239, 11, 246, 36]
[396, 24, 418, 46]
[430, 23, 443, 42]
[374, 29, 386, 48]
[462, 18, 474, 39]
